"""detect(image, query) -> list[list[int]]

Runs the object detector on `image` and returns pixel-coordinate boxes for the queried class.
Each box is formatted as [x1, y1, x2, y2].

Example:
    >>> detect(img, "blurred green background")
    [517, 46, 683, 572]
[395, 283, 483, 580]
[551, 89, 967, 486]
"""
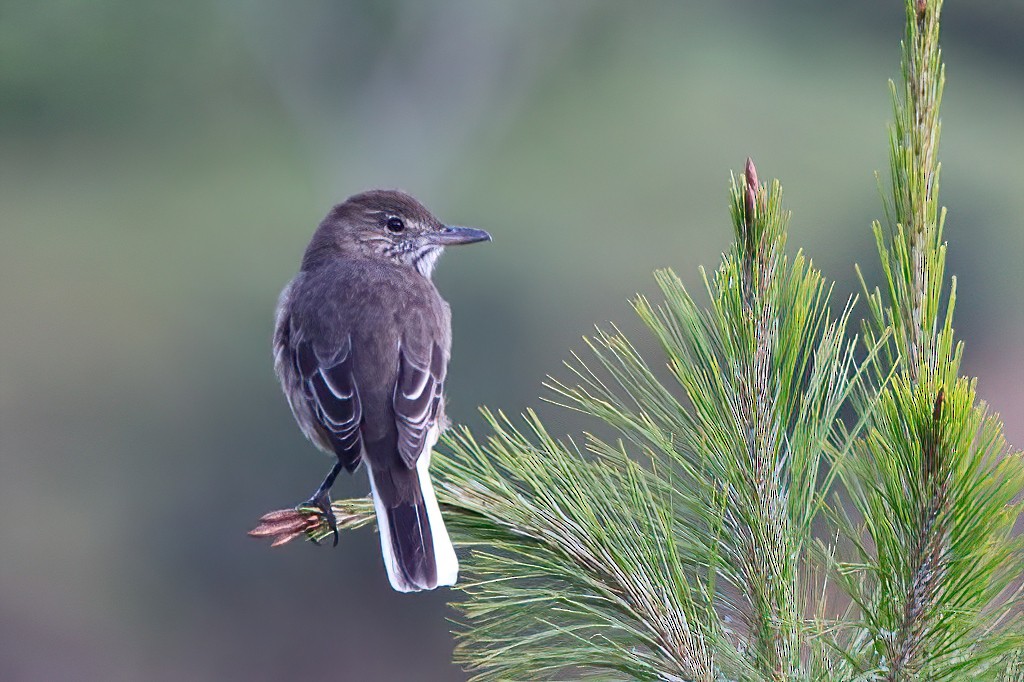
[2, 1, 1022, 680]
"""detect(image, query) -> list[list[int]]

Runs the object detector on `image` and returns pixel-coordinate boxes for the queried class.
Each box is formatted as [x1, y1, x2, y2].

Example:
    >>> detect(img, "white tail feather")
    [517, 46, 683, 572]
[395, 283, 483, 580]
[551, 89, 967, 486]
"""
[367, 467, 416, 592]
[417, 446, 459, 587]
[367, 427, 458, 592]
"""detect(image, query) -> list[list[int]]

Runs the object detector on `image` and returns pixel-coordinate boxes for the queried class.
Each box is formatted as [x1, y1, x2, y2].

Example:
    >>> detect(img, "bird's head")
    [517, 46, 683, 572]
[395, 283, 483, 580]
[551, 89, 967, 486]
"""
[306, 189, 490, 277]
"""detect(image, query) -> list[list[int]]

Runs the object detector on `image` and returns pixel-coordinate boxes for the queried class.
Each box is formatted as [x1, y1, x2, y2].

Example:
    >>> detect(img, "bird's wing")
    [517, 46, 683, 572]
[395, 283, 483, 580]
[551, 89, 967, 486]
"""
[393, 340, 446, 469]
[294, 334, 364, 471]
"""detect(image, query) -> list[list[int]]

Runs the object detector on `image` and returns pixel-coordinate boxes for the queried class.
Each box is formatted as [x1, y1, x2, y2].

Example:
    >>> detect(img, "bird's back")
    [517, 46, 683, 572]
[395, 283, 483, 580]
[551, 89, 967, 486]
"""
[284, 257, 450, 447]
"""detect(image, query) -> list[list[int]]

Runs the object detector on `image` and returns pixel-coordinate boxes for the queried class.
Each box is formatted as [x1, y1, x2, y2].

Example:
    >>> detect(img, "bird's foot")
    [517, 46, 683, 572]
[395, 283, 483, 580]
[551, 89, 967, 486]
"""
[298, 490, 339, 547]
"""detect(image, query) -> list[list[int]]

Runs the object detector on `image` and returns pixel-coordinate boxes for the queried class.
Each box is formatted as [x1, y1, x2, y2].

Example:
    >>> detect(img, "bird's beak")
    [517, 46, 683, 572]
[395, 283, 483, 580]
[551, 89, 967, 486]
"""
[429, 225, 492, 245]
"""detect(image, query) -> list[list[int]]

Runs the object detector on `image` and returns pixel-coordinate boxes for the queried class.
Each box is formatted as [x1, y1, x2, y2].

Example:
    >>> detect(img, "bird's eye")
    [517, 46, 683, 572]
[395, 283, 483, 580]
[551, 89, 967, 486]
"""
[386, 217, 405, 233]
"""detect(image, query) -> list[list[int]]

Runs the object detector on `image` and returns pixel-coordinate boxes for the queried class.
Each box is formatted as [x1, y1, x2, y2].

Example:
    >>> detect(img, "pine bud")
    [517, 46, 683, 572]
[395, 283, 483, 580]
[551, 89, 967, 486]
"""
[745, 157, 760, 223]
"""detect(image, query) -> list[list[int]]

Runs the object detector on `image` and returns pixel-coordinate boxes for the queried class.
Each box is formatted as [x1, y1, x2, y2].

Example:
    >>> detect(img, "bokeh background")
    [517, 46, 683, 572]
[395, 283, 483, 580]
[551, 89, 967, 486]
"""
[2, 1, 1023, 680]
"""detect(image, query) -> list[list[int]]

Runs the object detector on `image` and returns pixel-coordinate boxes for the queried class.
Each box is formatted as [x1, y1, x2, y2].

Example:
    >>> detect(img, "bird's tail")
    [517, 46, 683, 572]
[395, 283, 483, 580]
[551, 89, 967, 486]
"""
[367, 450, 458, 592]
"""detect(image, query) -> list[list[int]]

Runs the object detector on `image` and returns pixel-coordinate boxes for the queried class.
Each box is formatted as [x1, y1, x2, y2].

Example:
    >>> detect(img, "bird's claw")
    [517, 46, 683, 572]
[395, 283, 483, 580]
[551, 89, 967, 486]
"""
[300, 491, 339, 547]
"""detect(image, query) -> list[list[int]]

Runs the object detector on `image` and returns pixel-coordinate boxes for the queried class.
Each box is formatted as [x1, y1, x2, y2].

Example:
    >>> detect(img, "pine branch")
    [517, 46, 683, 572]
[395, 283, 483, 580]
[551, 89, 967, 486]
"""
[728, 160, 796, 680]
[897, 0, 945, 381]
[885, 389, 949, 679]
[256, 413, 728, 682]
[831, 1, 1024, 679]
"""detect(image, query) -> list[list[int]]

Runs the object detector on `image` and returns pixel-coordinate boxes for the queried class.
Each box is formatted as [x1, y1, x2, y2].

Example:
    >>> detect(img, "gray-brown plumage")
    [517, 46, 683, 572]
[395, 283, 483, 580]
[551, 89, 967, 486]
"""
[273, 190, 489, 592]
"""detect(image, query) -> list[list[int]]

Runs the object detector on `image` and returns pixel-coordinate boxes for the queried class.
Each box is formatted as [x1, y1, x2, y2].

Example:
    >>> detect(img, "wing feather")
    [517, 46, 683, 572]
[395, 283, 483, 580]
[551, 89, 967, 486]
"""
[393, 341, 446, 468]
[295, 335, 364, 471]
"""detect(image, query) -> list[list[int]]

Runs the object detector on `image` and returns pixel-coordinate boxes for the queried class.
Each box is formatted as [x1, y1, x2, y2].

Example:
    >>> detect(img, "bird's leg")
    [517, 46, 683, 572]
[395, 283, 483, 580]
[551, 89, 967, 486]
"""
[299, 459, 344, 546]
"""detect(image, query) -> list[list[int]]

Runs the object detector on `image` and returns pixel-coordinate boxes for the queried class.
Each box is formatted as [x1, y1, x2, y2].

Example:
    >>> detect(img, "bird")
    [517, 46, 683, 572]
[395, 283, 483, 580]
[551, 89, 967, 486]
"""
[272, 190, 490, 592]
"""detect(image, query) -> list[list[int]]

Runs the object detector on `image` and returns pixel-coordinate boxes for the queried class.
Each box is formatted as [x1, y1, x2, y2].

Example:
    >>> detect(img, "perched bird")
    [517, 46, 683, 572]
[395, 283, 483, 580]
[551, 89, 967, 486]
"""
[272, 190, 490, 592]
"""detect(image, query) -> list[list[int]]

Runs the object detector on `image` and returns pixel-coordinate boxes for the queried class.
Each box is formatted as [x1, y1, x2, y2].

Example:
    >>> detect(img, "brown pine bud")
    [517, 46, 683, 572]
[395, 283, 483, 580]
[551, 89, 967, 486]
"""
[248, 508, 323, 547]
[745, 157, 760, 223]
